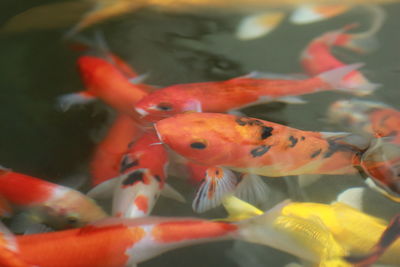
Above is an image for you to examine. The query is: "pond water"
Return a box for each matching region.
[0,1,399,266]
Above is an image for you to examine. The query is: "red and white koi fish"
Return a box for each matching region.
[135,63,370,122]
[0,167,107,229]
[0,208,282,267]
[328,99,400,202]
[300,7,385,95]
[89,131,184,218]
[90,114,143,186]
[154,112,370,210]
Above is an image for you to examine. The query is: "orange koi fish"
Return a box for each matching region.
[300,7,385,95]
[329,99,400,144]
[0,209,277,267]
[346,213,400,266]
[154,113,370,210]
[135,64,372,122]
[89,131,184,218]
[0,167,107,229]
[58,51,151,117]
[90,114,143,186]
[328,99,400,202]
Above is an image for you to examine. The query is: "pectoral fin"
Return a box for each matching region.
[192,167,238,213]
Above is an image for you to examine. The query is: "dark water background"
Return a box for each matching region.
[1,1,400,266]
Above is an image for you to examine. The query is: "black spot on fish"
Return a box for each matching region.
[288,136,298,148]
[301,136,305,141]
[122,170,144,186]
[120,155,139,173]
[155,175,161,182]
[260,126,273,140]
[250,145,271,157]
[323,138,362,158]
[190,142,207,149]
[235,117,248,126]
[310,149,322,158]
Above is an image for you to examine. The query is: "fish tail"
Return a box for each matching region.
[56,91,96,112]
[344,214,400,267]
[318,63,379,96]
[0,222,32,267]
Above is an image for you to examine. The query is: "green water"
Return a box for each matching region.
[0,1,400,266]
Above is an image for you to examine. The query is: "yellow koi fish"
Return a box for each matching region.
[222,196,400,266]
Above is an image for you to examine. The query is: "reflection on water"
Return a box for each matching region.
[0,1,400,266]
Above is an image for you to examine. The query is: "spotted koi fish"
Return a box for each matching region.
[345,213,400,266]
[300,9,385,96]
[135,63,373,122]
[90,114,143,186]
[89,131,184,218]
[328,99,400,203]
[0,206,286,267]
[155,112,371,210]
[0,167,107,229]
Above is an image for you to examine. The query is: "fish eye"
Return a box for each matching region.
[156,103,173,111]
[190,139,208,149]
[66,216,79,225]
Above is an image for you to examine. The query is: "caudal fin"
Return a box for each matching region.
[345,213,400,267]
[0,222,33,267]
[57,91,96,112]
[318,63,380,96]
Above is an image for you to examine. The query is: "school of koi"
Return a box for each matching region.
[1,1,400,267]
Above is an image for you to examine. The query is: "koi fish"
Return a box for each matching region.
[1,0,397,36]
[345,213,400,266]
[236,4,351,40]
[57,45,151,117]
[328,99,400,202]
[0,204,295,267]
[328,99,400,144]
[135,63,374,122]
[300,7,385,96]
[223,196,400,266]
[154,112,370,210]
[90,114,143,186]
[89,131,184,218]
[0,167,107,229]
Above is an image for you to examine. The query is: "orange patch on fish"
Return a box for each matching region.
[152,220,238,243]
[134,195,149,213]
[18,225,146,267]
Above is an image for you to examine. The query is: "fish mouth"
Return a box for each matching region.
[135,107,149,118]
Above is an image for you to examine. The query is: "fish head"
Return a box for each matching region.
[44,188,108,229]
[134,88,201,122]
[154,113,242,166]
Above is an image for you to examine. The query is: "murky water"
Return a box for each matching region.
[1,1,400,266]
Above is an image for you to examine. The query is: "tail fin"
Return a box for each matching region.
[318,63,379,96]
[0,222,32,267]
[345,213,400,267]
[236,11,285,40]
[56,91,96,112]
